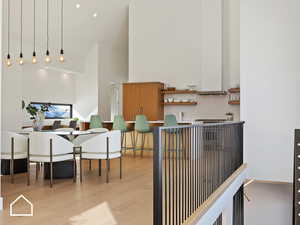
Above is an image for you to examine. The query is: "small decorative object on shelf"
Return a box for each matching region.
[226,112,234,121]
[228,86,240,105]
[25,103,50,131]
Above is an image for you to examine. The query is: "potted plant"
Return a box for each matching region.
[226,112,234,121]
[25,103,50,131]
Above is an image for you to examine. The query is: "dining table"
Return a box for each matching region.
[15,130,107,179]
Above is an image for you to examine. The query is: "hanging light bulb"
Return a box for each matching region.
[32,52,37,64]
[6,0,12,67]
[45,50,51,63]
[59,49,64,62]
[32,0,37,64]
[6,54,12,67]
[59,0,65,63]
[45,0,51,63]
[19,0,24,66]
[19,53,24,65]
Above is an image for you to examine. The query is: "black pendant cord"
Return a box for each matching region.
[33,0,36,55]
[61,0,64,52]
[7,0,10,57]
[46,0,49,55]
[20,0,23,57]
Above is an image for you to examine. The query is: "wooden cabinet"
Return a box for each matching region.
[123,82,164,121]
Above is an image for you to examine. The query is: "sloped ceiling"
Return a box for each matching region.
[2,0,130,73]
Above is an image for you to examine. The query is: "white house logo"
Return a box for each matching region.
[10,195,33,217]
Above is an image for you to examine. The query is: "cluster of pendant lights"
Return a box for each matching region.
[5,0,65,67]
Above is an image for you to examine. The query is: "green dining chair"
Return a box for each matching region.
[164,114,178,127]
[134,115,152,157]
[89,115,103,129]
[113,115,135,153]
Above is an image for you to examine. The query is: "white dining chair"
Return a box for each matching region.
[79,130,122,183]
[55,128,75,132]
[87,128,109,133]
[1,132,28,183]
[22,127,34,132]
[28,132,76,187]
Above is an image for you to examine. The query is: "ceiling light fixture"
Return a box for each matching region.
[32,0,37,64]
[76,3,80,9]
[6,0,12,67]
[45,0,51,63]
[19,0,24,65]
[93,12,98,18]
[59,0,65,62]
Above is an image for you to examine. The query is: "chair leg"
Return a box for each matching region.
[124,133,127,153]
[121,132,124,149]
[130,131,135,151]
[106,159,110,183]
[99,159,102,176]
[80,147,83,183]
[134,133,139,158]
[50,162,53,188]
[10,158,14,184]
[120,156,122,179]
[27,138,30,186]
[141,133,145,158]
[36,162,39,181]
[10,138,14,184]
[27,160,30,186]
[73,148,76,183]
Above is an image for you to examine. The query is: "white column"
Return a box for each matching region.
[222,199,233,225]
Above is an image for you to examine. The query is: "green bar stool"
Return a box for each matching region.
[90,115,103,129]
[164,114,178,127]
[164,114,181,154]
[113,115,135,154]
[134,115,152,158]
[88,115,103,170]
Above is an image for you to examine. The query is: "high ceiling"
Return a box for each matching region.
[2,0,130,73]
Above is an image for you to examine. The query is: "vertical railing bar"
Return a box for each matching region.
[153,127,163,225]
[177,129,182,224]
[168,130,171,225]
[175,128,178,225]
[172,128,175,225]
[164,130,167,225]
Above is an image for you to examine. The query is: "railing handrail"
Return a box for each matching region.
[158,121,245,130]
[182,164,248,225]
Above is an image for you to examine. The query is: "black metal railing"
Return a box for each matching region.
[294,130,300,225]
[153,122,244,225]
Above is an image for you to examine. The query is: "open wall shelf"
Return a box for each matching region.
[162,90,198,94]
[228,100,240,105]
[163,102,198,106]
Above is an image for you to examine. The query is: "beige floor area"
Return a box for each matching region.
[0,153,153,225]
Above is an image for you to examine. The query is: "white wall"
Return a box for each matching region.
[241,0,300,182]
[129,0,222,91]
[98,44,128,121]
[74,44,98,121]
[129,0,240,121]
[2,65,76,131]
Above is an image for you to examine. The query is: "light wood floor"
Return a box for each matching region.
[0,153,153,225]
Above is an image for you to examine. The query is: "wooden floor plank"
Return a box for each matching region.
[0,153,153,225]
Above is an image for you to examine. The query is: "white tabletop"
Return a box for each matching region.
[103,120,194,124]
[18,130,106,136]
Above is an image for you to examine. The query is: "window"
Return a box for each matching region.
[30,102,73,119]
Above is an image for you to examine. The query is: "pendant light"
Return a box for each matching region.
[45,0,51,63]
[32,0,37,64]
[6,0,12,67]
[19,0,24,65]
[59,0,65,62]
